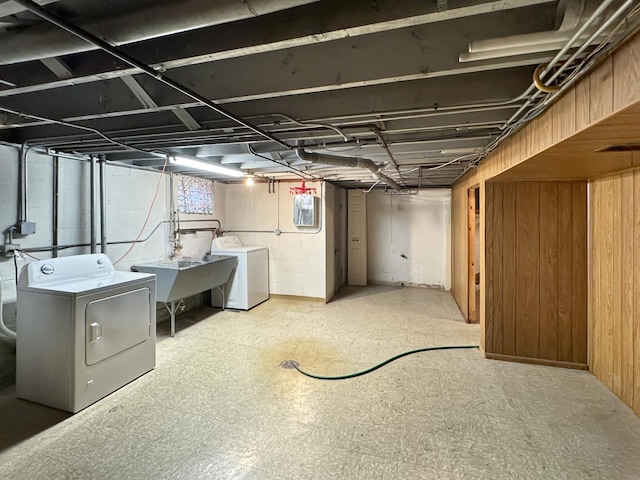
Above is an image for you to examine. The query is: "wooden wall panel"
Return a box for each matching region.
[589,57,614,125]
[493,183,504,353]
[575,76,591,131]
[451,186,469,320]
[502,183,517,356]
[553,91,576,144]
[635,170,640,416]
[620,172,634,407]
[515,182,540,359]
[571,183,588,364]
[558,183,573,361]
[612,176,622,398]
[450,32,640,374]
[590,168,640,415]
[484,181,587,365]
[539,183,558,360]
[613,34,640,111]
[485,184,494,351]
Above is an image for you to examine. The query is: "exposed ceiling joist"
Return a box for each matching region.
[0,0,57,17]
[121,75,202,131]
[40,57,73,79]
[0,0,554,100]
[0,55,556,130]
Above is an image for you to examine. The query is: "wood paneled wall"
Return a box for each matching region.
[451,185,470,319]
[451,31,640,354]
[590,169,640,415]
[484,182,588,366]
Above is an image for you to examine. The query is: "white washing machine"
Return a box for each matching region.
[210,236,269,310]
[17,254,156,413]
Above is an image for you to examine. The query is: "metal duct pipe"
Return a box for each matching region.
[296,148,401,191]
[0,0,320,65]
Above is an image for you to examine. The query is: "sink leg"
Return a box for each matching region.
[171,300,176,337]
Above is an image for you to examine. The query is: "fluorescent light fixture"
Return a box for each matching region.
[170,155,245,178]
[439,148,481,155]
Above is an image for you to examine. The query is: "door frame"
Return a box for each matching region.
[467,186,479,323]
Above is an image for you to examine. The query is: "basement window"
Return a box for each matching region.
[177,174,214,214]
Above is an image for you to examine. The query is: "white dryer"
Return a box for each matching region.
[210,236,269,310]
[17,254,156,413]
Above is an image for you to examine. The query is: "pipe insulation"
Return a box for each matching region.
[0,273,17,345]
[295,148,401,190]
[0,0,321,65]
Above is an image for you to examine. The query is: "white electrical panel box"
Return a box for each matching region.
[293,194,317,227]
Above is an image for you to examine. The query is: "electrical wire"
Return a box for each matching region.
[0,106,166,159]
[17,250,40,261]
[113,155,169,265]
[286,345,479,380]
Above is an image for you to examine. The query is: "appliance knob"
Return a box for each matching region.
[40,264,55,275]
[97,258,104,265]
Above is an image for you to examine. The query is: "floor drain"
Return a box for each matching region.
[279,360,300,369]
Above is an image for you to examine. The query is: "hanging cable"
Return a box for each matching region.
[0,106,167,159]
[113,155,169,265]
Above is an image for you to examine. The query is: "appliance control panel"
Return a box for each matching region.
[212,236,243,250]
[19,254,115,286]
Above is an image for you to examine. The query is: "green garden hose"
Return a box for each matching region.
[280,345,479,380]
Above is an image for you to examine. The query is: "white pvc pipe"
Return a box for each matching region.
[0,273,17,344]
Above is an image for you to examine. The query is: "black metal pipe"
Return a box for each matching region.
[13,0,293,151]
[21,219,223,253]
[52,155,59,257]
[90,155,97,253]
[99,154,107,253]
[17,143,31,224]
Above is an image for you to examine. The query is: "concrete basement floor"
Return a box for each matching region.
[1,285,640,479]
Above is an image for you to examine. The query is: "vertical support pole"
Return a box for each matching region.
[99,154,107,253]
[90,155,97,254]
[52,155,59,258]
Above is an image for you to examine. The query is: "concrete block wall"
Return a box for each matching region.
[224,181,327,299]
[0,145,224,389]
[367,189,451,289]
